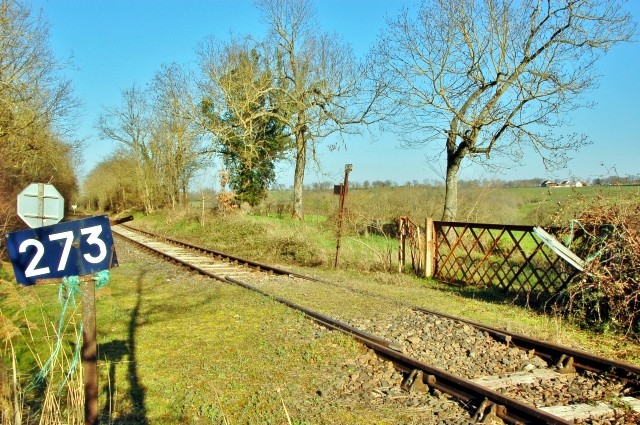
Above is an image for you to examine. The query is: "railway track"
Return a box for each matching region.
[112,223,640,424]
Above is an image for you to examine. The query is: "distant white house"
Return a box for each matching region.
[541,180,588,188]
[562,180,588,187]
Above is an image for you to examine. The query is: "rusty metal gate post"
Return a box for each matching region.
[398,217,406,273]
[334,164,352,268]
[81,277,98,425]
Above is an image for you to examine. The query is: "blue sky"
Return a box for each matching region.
[31,0,640,187]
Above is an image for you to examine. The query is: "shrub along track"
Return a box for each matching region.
[112,223,640,424]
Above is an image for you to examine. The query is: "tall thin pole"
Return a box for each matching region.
[81,277,98,425]
[201,192,205,227]
[334,164,352,268]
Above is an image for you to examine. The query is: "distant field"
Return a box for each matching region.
[260,184,640,226]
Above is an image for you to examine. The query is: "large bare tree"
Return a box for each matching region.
[257,0,379,219]
[371,0,635,220]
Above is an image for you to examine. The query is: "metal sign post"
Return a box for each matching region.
[334,164,352,268]
[82,277,99,425]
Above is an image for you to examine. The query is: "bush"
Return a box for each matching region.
[554,196,640,334]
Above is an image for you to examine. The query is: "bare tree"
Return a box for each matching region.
[371,0,635,220]
[0,1,75,142]
[96,85,158,212]
[96,66,210,212]
[0,1,79,234]
[148,63,210,208]
[256,0,379,220]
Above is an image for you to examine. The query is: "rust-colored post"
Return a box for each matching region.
[416,225,423,274]
[397,218,402,273]
[334,164,352,268]
[201,192,205,227]
[422,218,428,277]
[425,218,435,278]
[398,217,405,273]
[81,277,98,425]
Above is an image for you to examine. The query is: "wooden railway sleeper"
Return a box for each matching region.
[556,354,576,374]
[472,398,507,424]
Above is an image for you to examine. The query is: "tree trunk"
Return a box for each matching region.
[292,132,306,220]
[442,151,464,221]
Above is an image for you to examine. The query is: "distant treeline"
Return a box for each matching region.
[279,175,640,191]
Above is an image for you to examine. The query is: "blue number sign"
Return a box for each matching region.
[5,215,118,285]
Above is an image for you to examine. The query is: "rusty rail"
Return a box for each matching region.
[118,223,321,282]
[413,306,640,384]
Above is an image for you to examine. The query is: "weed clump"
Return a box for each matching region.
[554,196,640,335]
[1,266,85,424]
[273,235,326,267]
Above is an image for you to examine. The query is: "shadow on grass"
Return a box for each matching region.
[100,270,149,424]
[429,280,554,311]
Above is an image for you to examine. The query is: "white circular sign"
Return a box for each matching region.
[17,183,65,228]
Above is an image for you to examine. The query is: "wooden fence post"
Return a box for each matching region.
[398,217,405,273]
[416,225,423,274]
[424,218,435,278]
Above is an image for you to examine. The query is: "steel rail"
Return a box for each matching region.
[118,223,320,281]
[413,307,640,382]
[113,225,572,424]
[222,281,572,424]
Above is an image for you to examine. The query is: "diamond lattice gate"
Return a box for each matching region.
[432,221,583,298]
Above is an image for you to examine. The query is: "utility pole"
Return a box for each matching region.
[334,164,352,268]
